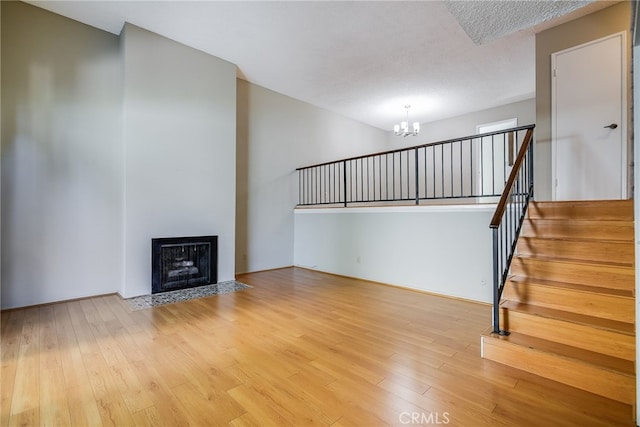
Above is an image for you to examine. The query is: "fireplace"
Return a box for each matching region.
[151,236,218,294]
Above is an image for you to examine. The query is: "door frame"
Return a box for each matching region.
[551,31,627,201]
[475,118,518,197]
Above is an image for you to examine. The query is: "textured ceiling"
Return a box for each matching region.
[26,1,613,131]
[446,0,595,44]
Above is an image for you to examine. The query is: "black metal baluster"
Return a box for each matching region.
[393,153,396,200]
[399,152,403,200]
[321,165,325,203]
[441,145,444,198]
[459,140,463,197]
[450,142,453,197]
[503,134,507,192]
[298,169,302,205]
[491,135,496,195]
[378,155,382,202]
[372,156,376,202]
[407,150,411,201]
[423,147,427,199]
[367,157,371,202]
[469,139,474,197]
[492,227,500,333]
[386,154,390,201]
[431,146,435,199]
[414,148,419,205]
[360,158,364,202]
[332,163,335,204]
[342,160,347,207]
[480,138,484,196]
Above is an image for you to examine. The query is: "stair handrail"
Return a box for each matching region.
[296,125,536,207]
[489,126,535,335]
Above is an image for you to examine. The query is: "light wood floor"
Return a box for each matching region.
[1,267,634,426]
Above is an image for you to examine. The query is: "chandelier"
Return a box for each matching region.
[393,105,420,137]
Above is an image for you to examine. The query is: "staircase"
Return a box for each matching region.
[481,200,636,406]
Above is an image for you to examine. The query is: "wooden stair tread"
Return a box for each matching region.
[510,256,634,291]
[516,237,634,266]
[486,331,635,376]
[500,301,635,335]
[521,218,634,241]
[507,275,634,298]
[528,200,633,221]
[519,235,634,245]
[514,253,633,269]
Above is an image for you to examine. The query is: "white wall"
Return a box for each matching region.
[294,206,495,303]
[236,80,388,274]
[1,2,123,308]
[122,24,236,298]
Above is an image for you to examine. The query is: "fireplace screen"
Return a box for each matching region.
[152,236,218,294]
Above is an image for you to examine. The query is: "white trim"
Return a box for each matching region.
[475,118,518,134]
[551,31,628,201]
[475,118,518,197]
[295,204,498,214]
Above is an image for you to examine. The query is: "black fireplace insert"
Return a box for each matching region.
[151,236,218,294]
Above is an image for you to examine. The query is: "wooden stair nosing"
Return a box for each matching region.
[498,306,635,361]
[510,256,634,290]
[484,331,634,376]
[503,278,634,324]
[520,218,634,241]
[513,253,633,268]
[481,332,635,405]
[527,200,633,221]
[516,237,634,266]
[506,275,634,298]
[499,300,634,336]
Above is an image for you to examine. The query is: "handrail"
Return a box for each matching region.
[490,128,534,228]
[296,125,537,171]
[489,126,535,335]
[296,124,536,207]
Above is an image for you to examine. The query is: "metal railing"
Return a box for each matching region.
[489,126,535,335]
[296,125,536,207]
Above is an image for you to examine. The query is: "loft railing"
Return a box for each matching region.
[296,125,536,207]
[489,126,535,335]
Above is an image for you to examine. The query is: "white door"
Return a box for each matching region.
[552,32,626,200]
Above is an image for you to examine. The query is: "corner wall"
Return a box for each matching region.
[236,80,388,274]
[1,2,123,308]
[536,1,632,200]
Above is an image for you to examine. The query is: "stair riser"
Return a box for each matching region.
[528,200,633,221]
[516,238,634,266]
[482,336,635,405]
[510,258,634,291]
[498,308,635,361]
[521,219,634,241]
[503,282,634,323]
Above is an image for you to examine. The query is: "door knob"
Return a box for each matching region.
[604,123,618,129]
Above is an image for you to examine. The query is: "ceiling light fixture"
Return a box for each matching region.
[393,105,420,137]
